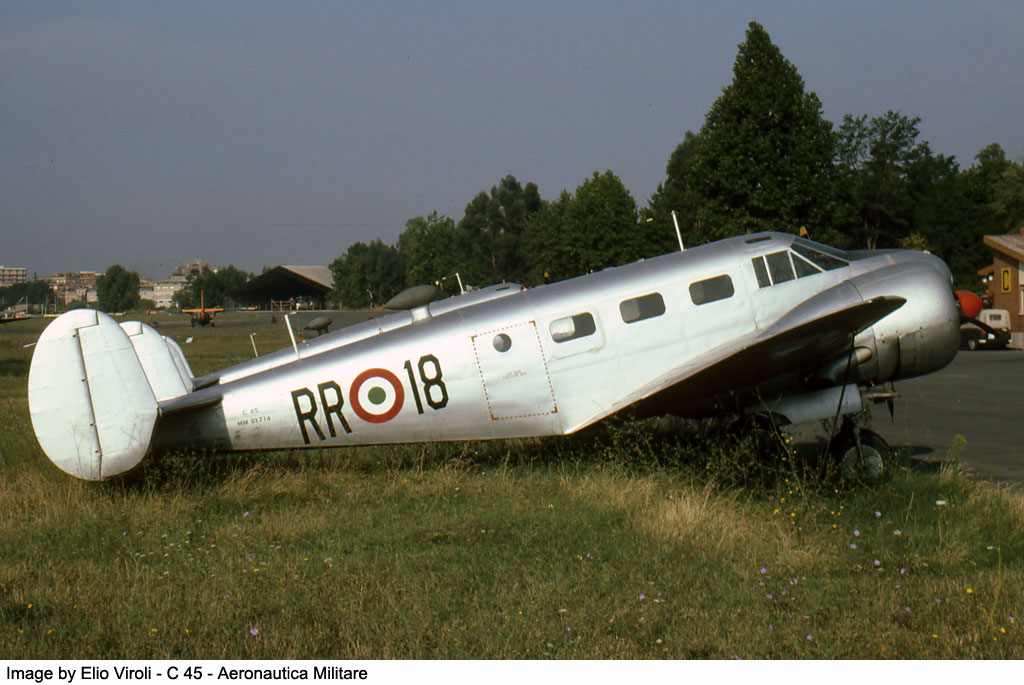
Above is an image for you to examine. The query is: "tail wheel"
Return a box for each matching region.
[834,427,891,482]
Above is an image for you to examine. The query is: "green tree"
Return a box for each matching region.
[457,175,542,285]
[397,212,464,294]
[835,111,931,249]
[963,143,1012,213]
[330,239,403,309]
[96,264,141,313]
[173,265,251,309]
[991,163,1024,233]
[0,280,56,310]
[525,171,642,281]
[962,143,1024,238]
[524,190,573,283]
[684,22,838,242]
[905,151,981,288]
[644,130,703,251]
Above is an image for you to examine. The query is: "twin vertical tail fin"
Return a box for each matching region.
[28,310,193,481]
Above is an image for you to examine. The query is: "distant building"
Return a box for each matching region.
[139,275,188,309]
[46,271,100,305]
[49,271,99,290]
[983,230,1024,348]
[174,261,211,277]
[0,265,27,285]
[232,266,333,310]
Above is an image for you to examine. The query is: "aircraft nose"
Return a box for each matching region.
[893,253,959,380]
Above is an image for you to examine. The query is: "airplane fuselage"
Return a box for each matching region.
[153,232,959,455]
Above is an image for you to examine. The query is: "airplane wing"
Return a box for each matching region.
[568,295,905,430]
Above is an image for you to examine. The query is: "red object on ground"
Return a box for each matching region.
[955,290,983,319]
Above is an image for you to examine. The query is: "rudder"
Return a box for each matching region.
[28,310,159,480]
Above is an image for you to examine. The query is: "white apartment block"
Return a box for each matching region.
[139,276,188,309]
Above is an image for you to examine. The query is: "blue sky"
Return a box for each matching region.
[3,1,1022,278]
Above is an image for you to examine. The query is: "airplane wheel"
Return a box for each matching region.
[833,428,891,482]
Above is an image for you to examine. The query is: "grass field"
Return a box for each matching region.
[1,312,1022,659]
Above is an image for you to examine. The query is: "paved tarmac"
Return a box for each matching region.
[863,349,1024,485]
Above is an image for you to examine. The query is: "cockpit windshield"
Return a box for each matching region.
[752,242,850,289]
[790,240,849,270]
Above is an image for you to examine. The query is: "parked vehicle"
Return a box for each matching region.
[960,308,1010,350]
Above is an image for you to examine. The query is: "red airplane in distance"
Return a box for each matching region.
[181,291,223,327]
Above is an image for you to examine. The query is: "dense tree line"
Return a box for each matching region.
[331,22,1024,307]
[0,279,57,311]
[172,265,251,309]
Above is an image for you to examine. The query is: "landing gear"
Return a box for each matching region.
[828,417,892,482]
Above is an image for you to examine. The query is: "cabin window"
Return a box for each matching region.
[791,243,847,271]
[766,251,795,284]
[689,275,734,305]
[791,251,822,278]
[620,293,665,323]
[550,313,597,343]
[752,256,771,288]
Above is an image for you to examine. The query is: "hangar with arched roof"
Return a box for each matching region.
[232,266,333,310]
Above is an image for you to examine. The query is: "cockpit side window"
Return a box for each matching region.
[550,313,597,343]
[752,256,770,288]
[765,251,795,284]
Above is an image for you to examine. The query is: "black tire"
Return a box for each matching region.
[833,428,891,482]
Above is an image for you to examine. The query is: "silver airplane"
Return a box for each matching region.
[27,232,960,482]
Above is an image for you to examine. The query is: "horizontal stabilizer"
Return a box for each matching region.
[28,310,159,480]
[120,321,193,401]
[163,335,196,387]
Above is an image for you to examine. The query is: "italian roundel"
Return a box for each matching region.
[349,368,405,423]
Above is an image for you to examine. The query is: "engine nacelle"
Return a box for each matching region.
[851,252,960,385]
